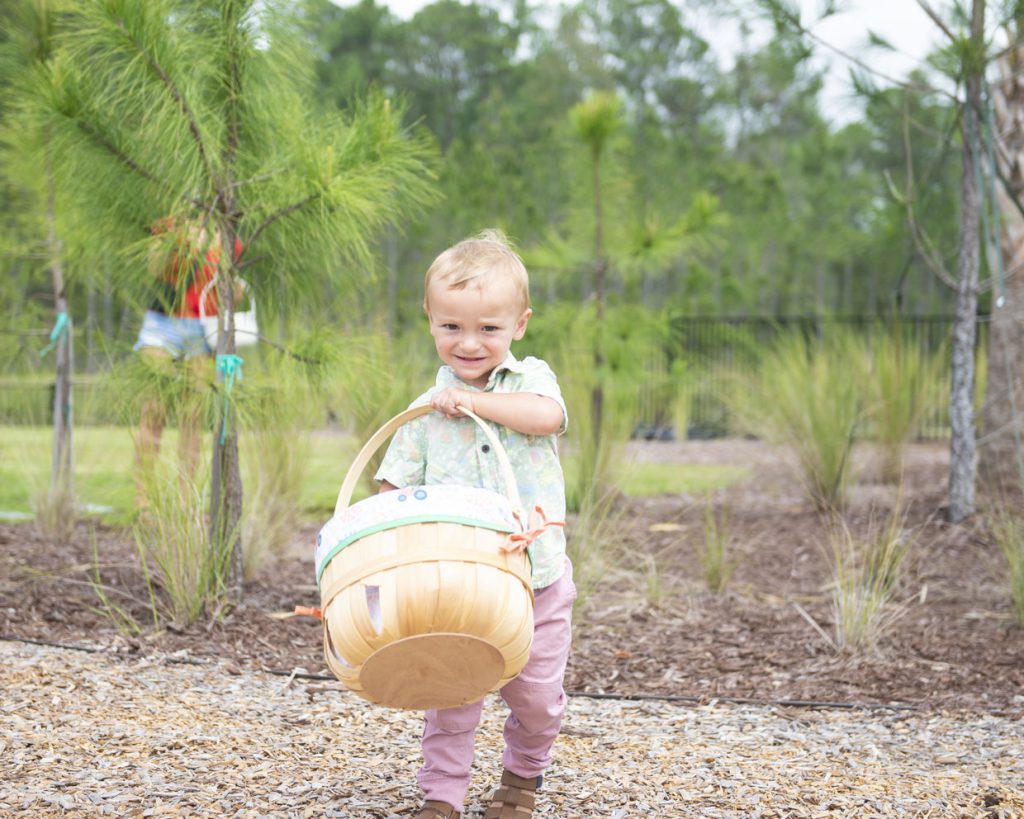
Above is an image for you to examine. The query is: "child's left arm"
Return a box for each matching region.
[431,387,563,436]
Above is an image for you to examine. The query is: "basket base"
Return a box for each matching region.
[360,632,505,710]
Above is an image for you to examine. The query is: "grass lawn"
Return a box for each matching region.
[0,426,749,524]
[617,460,748,497]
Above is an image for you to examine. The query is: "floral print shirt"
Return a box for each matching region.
[375,352,568,589]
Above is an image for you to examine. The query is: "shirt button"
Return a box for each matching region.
[481,444,491,453]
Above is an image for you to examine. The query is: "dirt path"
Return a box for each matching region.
[2,640,1022,818]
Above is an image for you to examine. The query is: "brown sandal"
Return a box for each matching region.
[484,769,542,818]
[415,800,460,819]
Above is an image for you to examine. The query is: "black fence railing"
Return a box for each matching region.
[4,315,988,441]
[631,315,986,441]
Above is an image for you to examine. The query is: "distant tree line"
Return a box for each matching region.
[0,0,970,365]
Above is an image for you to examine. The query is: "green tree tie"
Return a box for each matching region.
[216,354,244,445]
[39,312,68,359]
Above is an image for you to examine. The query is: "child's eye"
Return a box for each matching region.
[442,323,459,331]
[482,325,500,333]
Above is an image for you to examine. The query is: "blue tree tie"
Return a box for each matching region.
[39,312,69,359]
[216,354,244,445]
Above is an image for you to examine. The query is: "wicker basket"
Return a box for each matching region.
[315,404,534,710]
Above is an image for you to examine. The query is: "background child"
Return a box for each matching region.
[376,229,576,819]
[132,216,245,496]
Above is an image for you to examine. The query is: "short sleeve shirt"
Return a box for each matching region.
[375,352,568,590]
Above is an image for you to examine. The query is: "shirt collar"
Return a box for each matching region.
[438,351,525,391]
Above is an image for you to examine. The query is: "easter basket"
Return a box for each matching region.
[313,404,536,710]
[198,276,259,348]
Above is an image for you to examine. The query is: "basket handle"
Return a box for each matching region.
[333,404,525,523]
[198,275,253,320]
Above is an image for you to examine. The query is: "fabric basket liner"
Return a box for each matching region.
[315,483,518,584]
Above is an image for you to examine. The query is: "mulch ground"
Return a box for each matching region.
[3,640,1023,817]
[3,438,1024,816]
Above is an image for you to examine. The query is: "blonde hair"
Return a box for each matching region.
[424,229,530,311]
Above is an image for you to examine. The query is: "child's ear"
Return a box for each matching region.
[512,308,532,340]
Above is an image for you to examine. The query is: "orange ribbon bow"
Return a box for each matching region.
[504,505,566,553]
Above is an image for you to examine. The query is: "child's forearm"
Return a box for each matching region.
[470,391,563,435]
[434,388,563,436]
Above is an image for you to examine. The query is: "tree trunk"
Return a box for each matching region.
[386,228,398,339]
[979,21,1024,490]
[210,16,246,601]
[591,148,606,446]
[209,214,245,602]
[947,0,986,522]
[85,281,96,373]
[103,265,113,343]
[46,160,73,499]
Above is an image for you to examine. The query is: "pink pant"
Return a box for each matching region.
[417,557,576,809]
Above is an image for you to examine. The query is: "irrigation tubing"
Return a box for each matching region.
[1,633,923,713]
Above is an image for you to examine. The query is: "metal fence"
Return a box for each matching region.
[4,315,987,440]
[632,315,985,441]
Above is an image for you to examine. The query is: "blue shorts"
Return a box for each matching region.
[134,310,211,359]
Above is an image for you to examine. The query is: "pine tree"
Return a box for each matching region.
[2,1,74,536]
[25,0,436,594]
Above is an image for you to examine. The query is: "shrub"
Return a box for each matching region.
[567,486,626,613]
[236,355,320,580]
[698,496,737,593]
[240,427,308,581]
[531,305,654,603]
[328,331,434,497]
[32,481,76,541]
[731,328,866,512]
[827,505,914,652]
[989,506,1024,625]
[133,469,235,627]
[868,328,945,483]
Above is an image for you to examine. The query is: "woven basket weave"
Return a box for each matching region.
[315,404,534,710]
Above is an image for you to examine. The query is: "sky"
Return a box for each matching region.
[332,0,944,124]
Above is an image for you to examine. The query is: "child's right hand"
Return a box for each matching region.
[430,387,474,418]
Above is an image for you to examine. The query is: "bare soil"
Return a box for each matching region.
[2,439,1022,716]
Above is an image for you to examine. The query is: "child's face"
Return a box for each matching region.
[425,278,531,388]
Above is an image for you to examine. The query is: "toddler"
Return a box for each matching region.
[376,229,575,819]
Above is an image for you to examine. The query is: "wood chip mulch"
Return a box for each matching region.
[2,640,1022,818]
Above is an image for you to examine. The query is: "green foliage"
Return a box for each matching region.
[867,327,946,482]
[731,328,866,511]
[105,352,217,433]
[298,0,399,108]
[8,0,438,604]
[326,330,435,496]
[89,531,151,637]
[554,344,635,512]
[2,0,966,370]
[236,353,322,580]
[698,496,738,594]
[32,479,75,541]
[0,425,134,520]
[826,505,914,653]
[638,543,677,610]
[11,0,439,360]
[566,483,625,615]
[533,304,654,511]
[615,462,749,497]
[240,424,308,581]
[668,357,700,440]
[989,506,1024,625]
[133,468,235,627]
[0,423,742,524]
[570,90,622,160]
